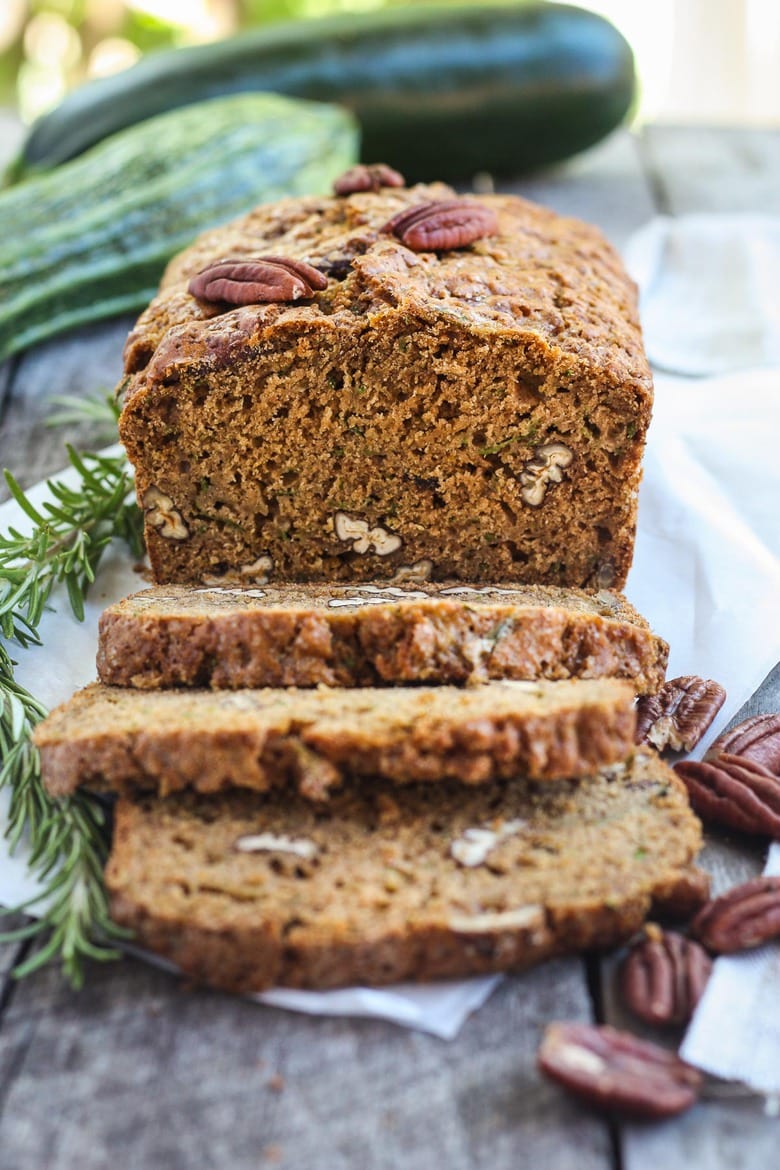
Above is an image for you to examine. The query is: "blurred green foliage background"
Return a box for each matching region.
[0,0,506,122]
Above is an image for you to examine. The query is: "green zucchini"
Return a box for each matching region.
[9,3,635,185]
[0,94,357,362]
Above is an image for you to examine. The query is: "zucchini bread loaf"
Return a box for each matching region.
[105,751,707,993]
[97,581,668,692]
[118,176,652,588]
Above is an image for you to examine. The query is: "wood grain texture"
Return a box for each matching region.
[0,318,133,498]
[0,123,778,1170]
[0,956,610,1170]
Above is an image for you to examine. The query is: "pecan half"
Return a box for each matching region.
[333,163,405,195]
[519,443,573,506]
[142,486,189,541]
[333,511,402,556]
[674,752,780,838]
[381,199,498,251]
[707,712,780,775]
[188,256,328,305]
[537,1022,702,1119]
[691,877,780,953]
[635,675,726,751]
[620,927,712,1026]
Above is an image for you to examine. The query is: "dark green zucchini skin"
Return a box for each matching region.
[11,3,635,184]
[0,95,357,362]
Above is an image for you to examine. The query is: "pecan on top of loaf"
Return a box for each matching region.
[332,162,405,195]
[188,256,328,306]
[118,182,652,588]
[381,199,498,251]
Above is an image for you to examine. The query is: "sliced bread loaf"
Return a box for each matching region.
[97,582,668,693]
[105,750,707,993]
[35,678,636,800]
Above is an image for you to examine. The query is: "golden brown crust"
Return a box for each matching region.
[34,678,636,799]
[123,185,646,380]
[117,185,652,589]
[96,582,668,693]
[105,751,706,993]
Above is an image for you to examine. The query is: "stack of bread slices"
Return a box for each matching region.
[34,582,708,993]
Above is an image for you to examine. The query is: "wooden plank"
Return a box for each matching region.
[0,912,36,1128]
[0,956,611,1170]
[0,318,133,499]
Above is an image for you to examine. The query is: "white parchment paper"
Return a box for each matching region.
[1,215,779,1039]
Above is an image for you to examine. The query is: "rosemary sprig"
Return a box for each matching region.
[0,445,143,632]
[0,440,143,986]
[45,391,120,432]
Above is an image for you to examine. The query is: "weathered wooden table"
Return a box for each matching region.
[0,124,778,1170]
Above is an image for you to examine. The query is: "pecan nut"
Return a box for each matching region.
[519,443,573,506]
[537,1021,702,1119]
[333,511,402,556]
[188,256,328,305]
[691,876,780,953]
[620,927,712,1026]
[635,675,726,751]
[674,752,780,838]
[142,486,189,541]
[381,199,498,251]
[707,712,780,775]
[333,163,405,195]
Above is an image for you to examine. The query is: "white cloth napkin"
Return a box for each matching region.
[1,214,779,1039]
[624,214,780,375]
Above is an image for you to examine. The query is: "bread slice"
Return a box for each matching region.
[35,678,636,800]
[105,750,707,993]
[97,582,667,693]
